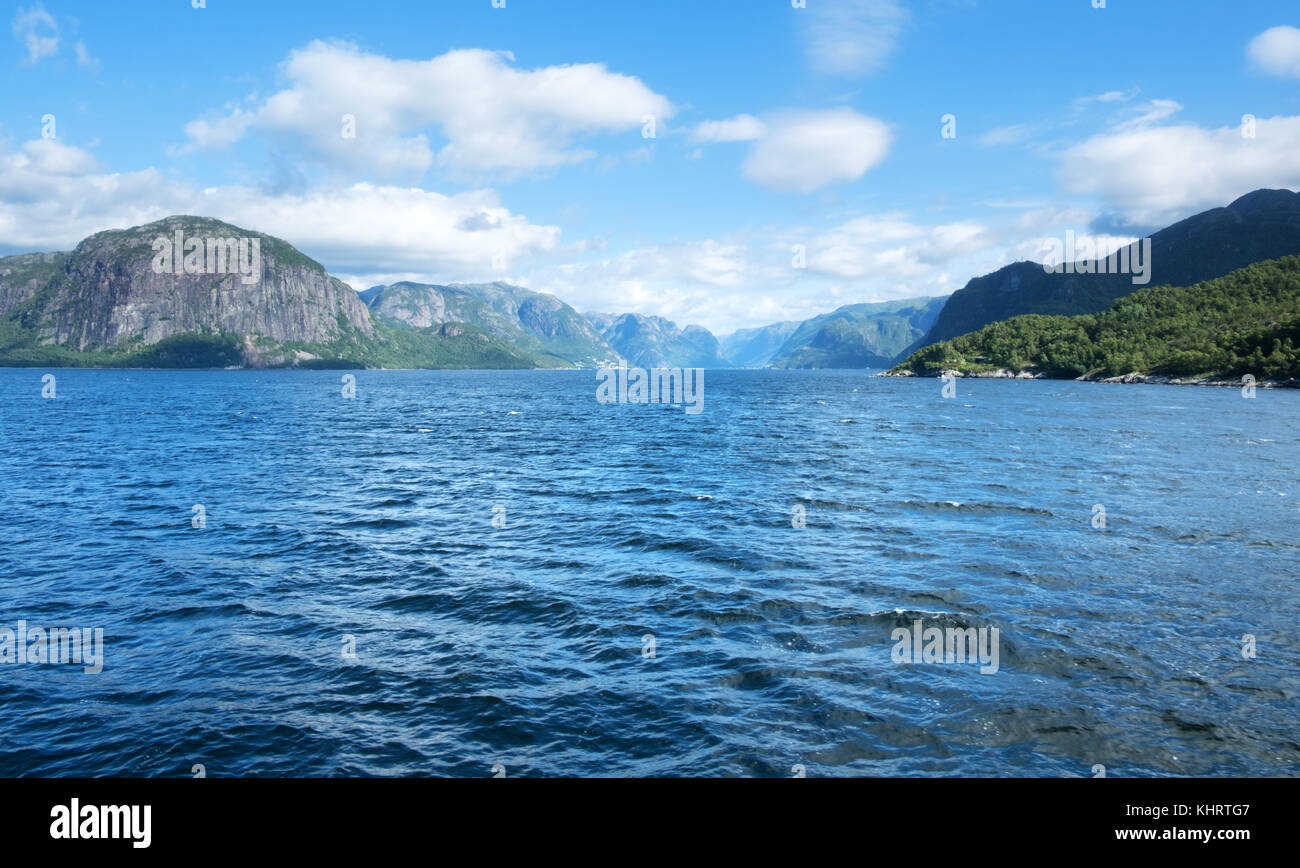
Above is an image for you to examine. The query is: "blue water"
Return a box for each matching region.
[1,368,1297,777]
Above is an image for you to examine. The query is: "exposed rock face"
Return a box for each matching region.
[0,218,608,369]
[362,281,615,366]
[0,252,66,316]
[585,312,728,368]
[360,283,451,329]
[878,367,1300,387]
[1090,373,1298,387]
[19,216,372,352]
[973,369,1045,379]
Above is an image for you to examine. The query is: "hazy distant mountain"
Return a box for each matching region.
[745,297,950,368]
[362,281,616,367]
[586,312,729,368]
[925,188,1300,345]
[720,320,801,367]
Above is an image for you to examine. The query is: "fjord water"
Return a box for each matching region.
[1,368,1297,778]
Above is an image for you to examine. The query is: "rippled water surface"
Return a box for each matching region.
[1,369,1297,777]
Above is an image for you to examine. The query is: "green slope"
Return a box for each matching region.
[363,281,613,367]
[768,296,949,368]
[0,315,546,369]
[923,189,1300,345]
[891,256,1300,381]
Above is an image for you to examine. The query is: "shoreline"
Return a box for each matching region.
[878,368,1300,388]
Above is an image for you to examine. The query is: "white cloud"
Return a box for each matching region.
[1006,231,1140,269]
[183,41,675,180]
[980,124,1034,147]
[802,0,908,77]
[0,139,562,282]
[0,146,174,249]
[1074,89,1135,107]
[12,5,58,65]
[7,137,100,176]
[524,210,1012,334]
[0,133,1147,338]
[183,107,255,150]
[526,241,797,333]
[74,40,96,69]
[1248,25,1300,78]
[1112,98,1183,131]
[690,114,764,143]
[0,135,1004,335]
[217,184,563,280]
[1058,111,1300,225]
[740,109,891,193]
[805,214,992,280]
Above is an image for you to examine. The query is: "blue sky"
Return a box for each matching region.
[3,0,1300,334]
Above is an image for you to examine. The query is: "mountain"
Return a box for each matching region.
[586,312,729,368]
[762,296,949,368]
[0,216,547,369]
[925,188,1300,345]
[361,281,615,367]
[0,252,67,316]
[720,320,801,367]
[890,256,1300,382]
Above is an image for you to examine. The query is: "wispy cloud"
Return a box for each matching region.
[801,0,908,77]
[1074,89,1136,107]
[11,4,58,65]
[690,114,764,143]
[74,39,96,69]
[1112,98,1183,131]
[979,124,1034,147]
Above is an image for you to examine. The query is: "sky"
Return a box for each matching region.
[3,0,1300,335]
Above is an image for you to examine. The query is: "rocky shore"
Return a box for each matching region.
[878,368,1300,388]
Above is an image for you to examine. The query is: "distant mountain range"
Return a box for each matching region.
[585,312,728,368]
[719,320,801,367]
[726,297,948,369]
[361,281,616,368]
[3,189,1298,369]
[0,218,728,369]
